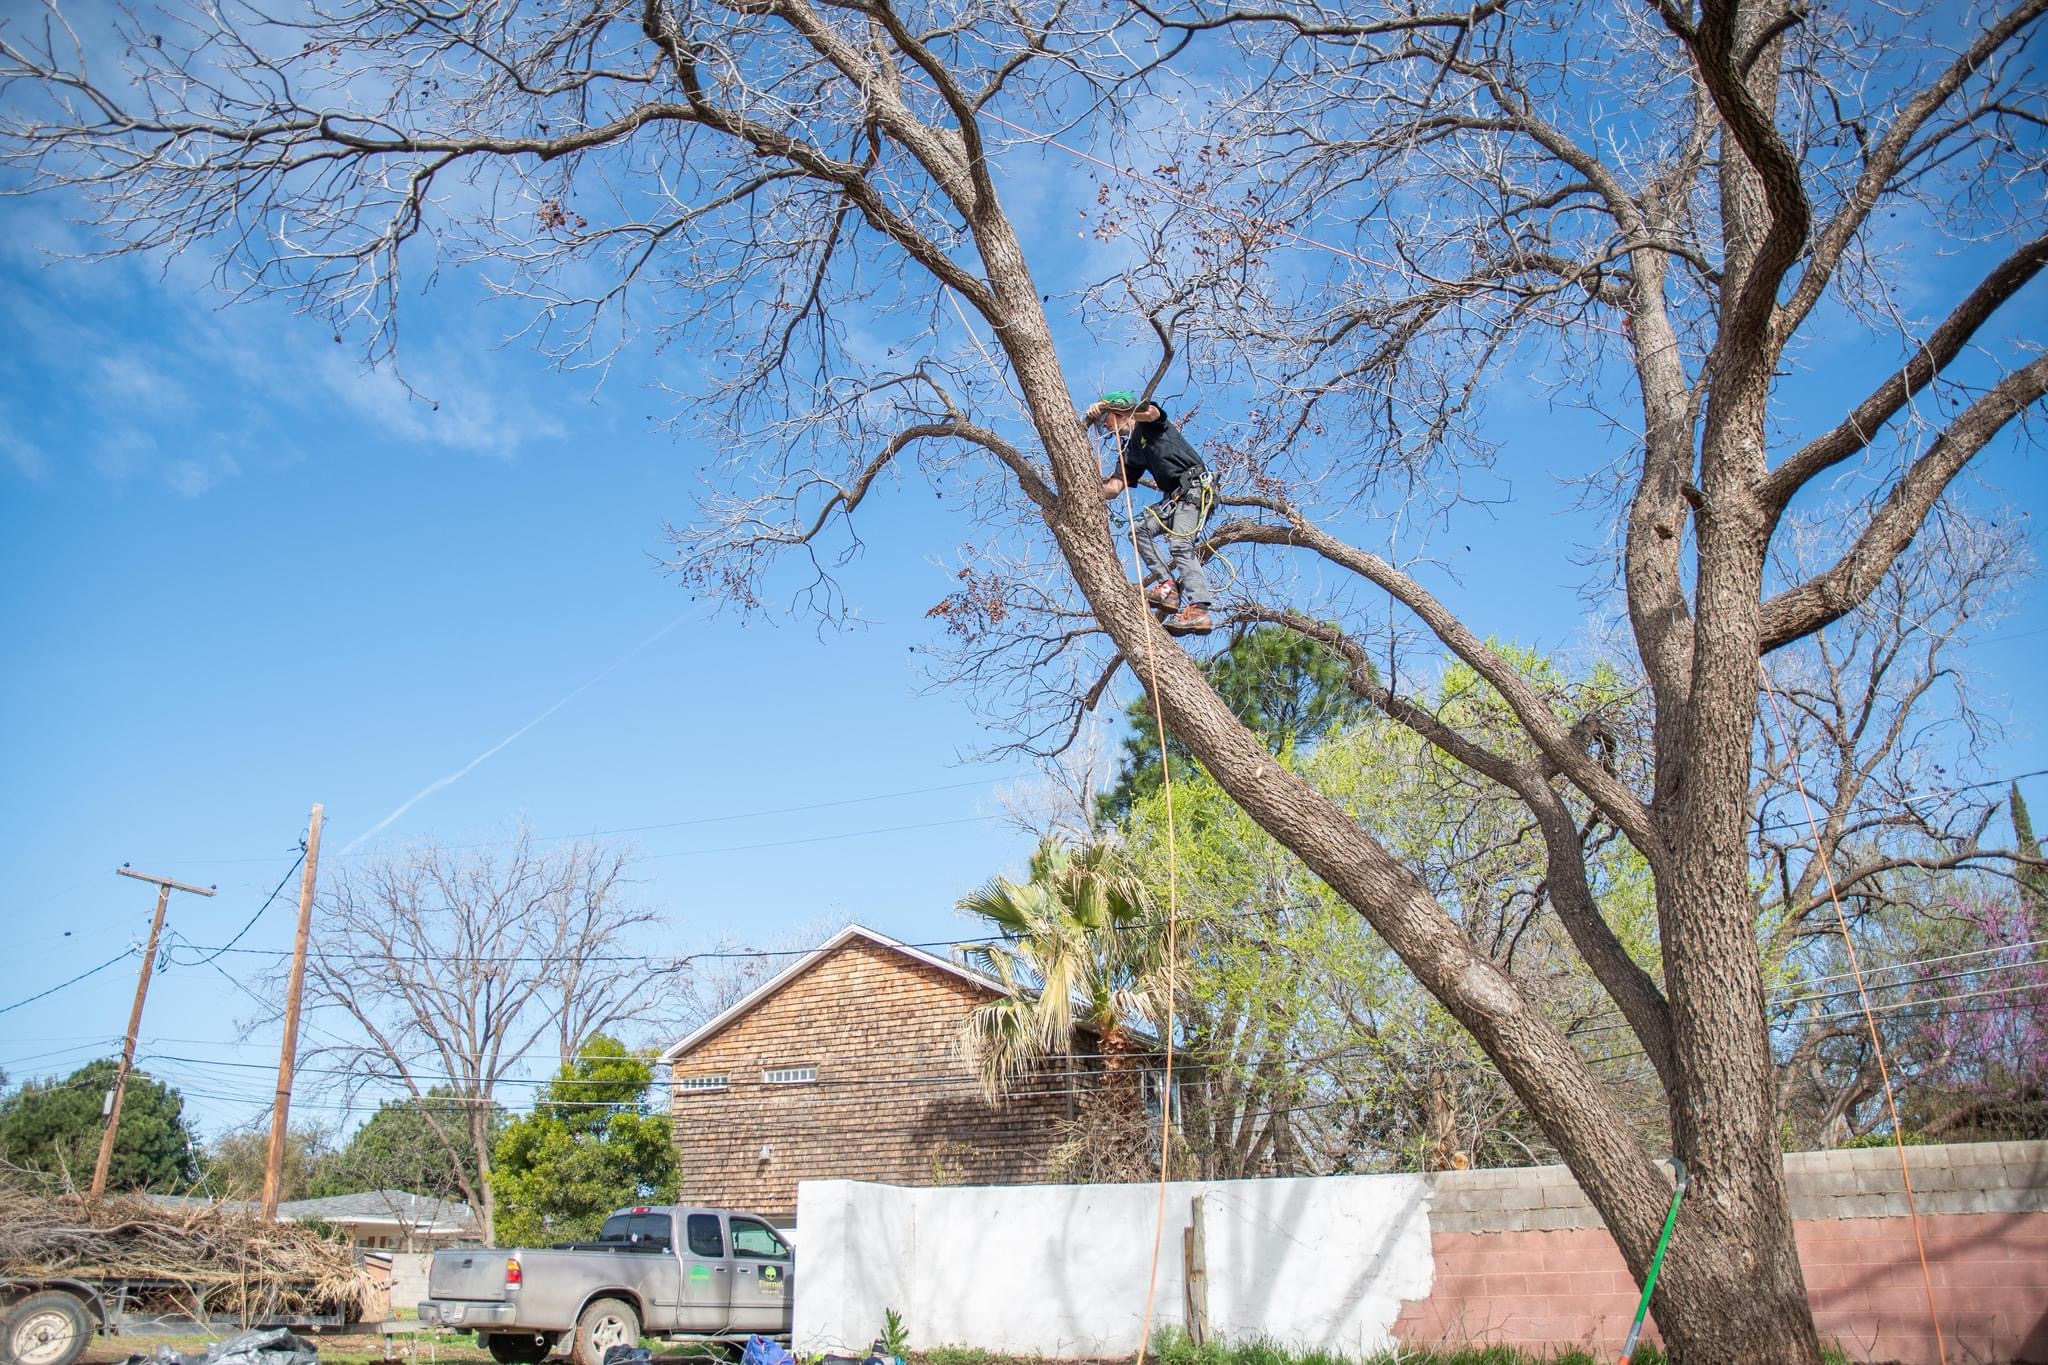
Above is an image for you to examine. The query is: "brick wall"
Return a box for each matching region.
[669,936,1078,1219]
[1394,1140,2048,1364]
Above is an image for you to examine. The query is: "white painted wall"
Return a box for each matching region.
[792,1174,1433,1358]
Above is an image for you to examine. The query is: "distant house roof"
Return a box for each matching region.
[146,1190,476,1232]
[661,923,1011,1064]
[148,1194,255,1212]
[279,1191,477,1232]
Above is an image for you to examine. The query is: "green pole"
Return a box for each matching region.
[1618,1158,1689,1365]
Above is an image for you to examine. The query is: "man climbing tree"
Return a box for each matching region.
[1087,391,1217,636]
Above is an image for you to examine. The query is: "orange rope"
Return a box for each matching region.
[1757,667,1947,1365]
[1104,419,1183,1365]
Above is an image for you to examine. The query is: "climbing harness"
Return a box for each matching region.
[1141,475,1218,540]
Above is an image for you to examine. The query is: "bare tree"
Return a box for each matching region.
[1755,509,2031,951]
[671,914,854,1031]
[1758,509,2036,1144]
[4,0,2043,1356]
[302,832,675,1241]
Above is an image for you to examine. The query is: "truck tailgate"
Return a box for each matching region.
[427,1249,507,1302]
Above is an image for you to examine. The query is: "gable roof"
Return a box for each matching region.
[660,923,1008,1064]
[278,1191,477,1231]
[144,1190,476,1231]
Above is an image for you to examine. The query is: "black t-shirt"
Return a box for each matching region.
[1112,408,1205,498]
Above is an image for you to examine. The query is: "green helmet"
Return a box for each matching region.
[1097,389,1138,411]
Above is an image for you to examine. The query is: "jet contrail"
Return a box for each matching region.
[337,610,699,857]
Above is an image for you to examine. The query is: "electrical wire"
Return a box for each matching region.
[178,848,307,966]
[125,775,1028,868]
[0,948,137,1016]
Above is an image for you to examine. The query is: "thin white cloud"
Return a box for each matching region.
[97,353,193,413]
[162,451,241,497]
[337,610,700,856]
[89,428,156,485]
[315,351,560,459]
[0,419,51,483]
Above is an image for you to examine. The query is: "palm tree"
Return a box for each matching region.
[955,839,1167,1107]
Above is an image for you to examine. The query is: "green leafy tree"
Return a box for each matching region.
[1099,626,1367,820]
[200,1125,333,1202]
[0,1061,198,1192]
[311,1091,499,1201]
[492,1036,678,1247]
[1125,649,1663,1177]
[2014,784,2047,938]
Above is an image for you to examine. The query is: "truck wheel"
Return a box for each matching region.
[485,1333,554,1365]
[6,1291,91,1365]
[570,1298,639,1365]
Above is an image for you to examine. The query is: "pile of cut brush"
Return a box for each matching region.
[0,1192,379,1323]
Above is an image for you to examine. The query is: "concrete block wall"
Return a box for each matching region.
[1396,1141,2048,1365]
[387,1252,433,1312]
[1420,1140,2048,1235]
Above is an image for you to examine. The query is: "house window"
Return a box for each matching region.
[677,1074,729,1093]
[762,1066,817,1085]
[1141,1069,1182,1122]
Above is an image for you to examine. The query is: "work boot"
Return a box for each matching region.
[1163,604,1214,636]
[1144,578,1181,611]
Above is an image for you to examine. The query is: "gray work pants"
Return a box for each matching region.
[1136,485,1214,605]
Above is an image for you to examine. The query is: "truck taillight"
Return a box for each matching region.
[505,1258,522,1288]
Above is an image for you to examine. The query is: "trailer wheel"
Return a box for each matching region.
[5,1291,91,1365]
[485,1333,553,1365]
[569,1298,639,1365]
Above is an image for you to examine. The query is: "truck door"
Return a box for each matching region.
[624,1212,683,1328]
[725,1216,794,1334]
[676,1211,733,1334]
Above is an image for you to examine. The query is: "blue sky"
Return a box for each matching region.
[2,74,2044,1146]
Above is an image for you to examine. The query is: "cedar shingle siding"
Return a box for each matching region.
[667,931,1073,1220]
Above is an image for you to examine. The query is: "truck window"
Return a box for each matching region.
[599,1214,634,1242]
[630,1213,673,1249]
[729,1218,790,1259]
[686,1212,725,1258]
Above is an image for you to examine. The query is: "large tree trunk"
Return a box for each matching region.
[968,188,1823,1361]
[471,1101,498,1247]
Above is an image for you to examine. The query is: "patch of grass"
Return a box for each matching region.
[917,1350,1016,1365]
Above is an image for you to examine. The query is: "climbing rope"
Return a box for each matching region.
[1105,420,1184,1365]
[1758,667,1947,1365]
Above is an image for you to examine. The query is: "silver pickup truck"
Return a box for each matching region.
[417,1206,794,1365]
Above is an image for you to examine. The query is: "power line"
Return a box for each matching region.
[179,848,307,966]
[129,775,1028,867]
[0,948,137,1016]
[1750,766,2048,840]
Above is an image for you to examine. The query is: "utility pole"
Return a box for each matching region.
[93,866,216,1200]
[262,805,323,1219]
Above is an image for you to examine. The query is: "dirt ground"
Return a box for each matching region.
[78,1332,753,1365]
[79,1330,491,1365]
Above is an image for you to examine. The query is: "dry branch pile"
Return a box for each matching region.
[0,1193,379,1323]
